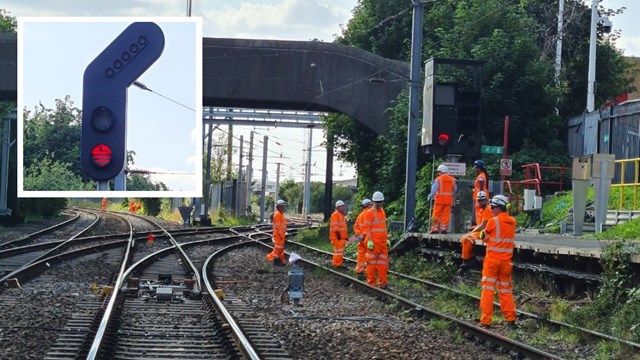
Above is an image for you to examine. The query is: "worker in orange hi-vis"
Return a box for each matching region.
[101,197,108,212]
[329,200,348,268]
[135,202,142,214]
[266,199,288,266]
[129,201,136,214]
[428,164,457,234]
[362,191,390,290]
[479,195,518,328]
[457,191,490,276]
[472,160,490,227]
[350,198,372,277]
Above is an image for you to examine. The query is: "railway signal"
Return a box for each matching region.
[81,22,165,181]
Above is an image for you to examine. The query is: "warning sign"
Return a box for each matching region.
[500,159,512,176]
[441,162,466,176]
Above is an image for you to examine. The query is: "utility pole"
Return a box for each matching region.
[246,131,254,215]
[237,135,244,217]
[554,0,564,114]
[274,162,281,212]
[260,136,268,223]
[226,125,233,179]
[404,0,424,230]
[203,124,213,224]
[303,127,313,217]
[587,0,599,112]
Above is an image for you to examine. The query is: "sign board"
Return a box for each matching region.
[481,145,503,155]
[500,159,512,176]
[441,162,466,176]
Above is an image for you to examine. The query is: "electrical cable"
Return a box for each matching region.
[132,81,195,112]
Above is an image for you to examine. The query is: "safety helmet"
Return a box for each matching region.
[335,200,345,208]
[476,191,488,200]
[490,195,509,208]
[474,160,485,169]
[361,198,372,207]
[372,191,384,202]
[437,164,448,173]
[276,199,286,206]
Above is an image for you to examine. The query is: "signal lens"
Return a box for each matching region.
[91,107,114,132]
[91,144,112,167]
[437,133,449,146]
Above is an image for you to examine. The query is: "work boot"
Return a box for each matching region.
[273,258,284,267]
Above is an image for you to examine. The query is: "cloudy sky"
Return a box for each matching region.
[4,0,639,195]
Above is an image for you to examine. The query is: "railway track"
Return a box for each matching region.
[270,229,640,359]
[2,210,636,359]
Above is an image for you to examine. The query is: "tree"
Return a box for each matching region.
[23,154,93,191]
[0,9,16,32]
[23,96,84,180]
[279,179,303,213]
[329,0,633,212]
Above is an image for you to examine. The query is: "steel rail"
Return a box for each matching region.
[202,243,262,360]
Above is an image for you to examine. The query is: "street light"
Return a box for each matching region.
[586,0,612,112]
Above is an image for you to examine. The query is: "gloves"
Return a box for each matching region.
[386,239,391,248]
[427,194,432,201]
[479,230,486,240]
[367,239,374,250]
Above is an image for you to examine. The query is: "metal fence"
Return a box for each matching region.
[567,100,640,184]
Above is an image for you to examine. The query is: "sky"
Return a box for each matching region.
[4,0,640,195]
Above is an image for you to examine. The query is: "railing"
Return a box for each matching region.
[503,163,570,212]
[612,158,640,209]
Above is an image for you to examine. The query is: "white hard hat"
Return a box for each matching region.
[437,164,448,173]
[335,200,345,208]
[361,198,372,207]
[476,191,487,200]
[289,252,301,263]
[490,195,509,207]
[372,191,384,202]
[276,199,286,206]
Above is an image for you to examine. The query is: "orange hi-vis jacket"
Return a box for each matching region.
[363,207,388,243]
[272,210,287,243]
[473,173,489,200]
[435,174,456,205]
[330,210,348,241]
[482,212,516,261]
[354,208,370,238]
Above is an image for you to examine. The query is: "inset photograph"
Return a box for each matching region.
[18,17,202,197]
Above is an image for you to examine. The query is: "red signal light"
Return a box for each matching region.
[437,133,450,146]
[91,144,112,167]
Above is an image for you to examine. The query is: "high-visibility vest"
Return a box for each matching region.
[330,210,348,241]
[435,174,456,205]
[474,173,490,200]
[484,212,516,261]
[272,210,287,243]
[363,207,388,243]
[354,208,370,237]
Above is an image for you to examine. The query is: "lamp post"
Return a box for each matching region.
[586,0,612,112]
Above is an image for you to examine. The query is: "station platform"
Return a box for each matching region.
[392,231,640,264]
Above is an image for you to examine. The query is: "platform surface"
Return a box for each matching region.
[400,231,640,262]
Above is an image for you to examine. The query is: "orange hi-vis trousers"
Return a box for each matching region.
[365,240,389,287]
[266,239,285,262]
[355,240,367,273]
[480,256,517,325]
[331,238,346,267]
[431,204,451,233]
[460,231,481,260]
